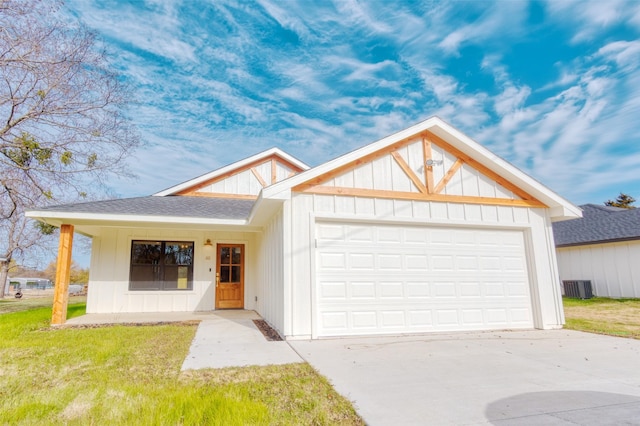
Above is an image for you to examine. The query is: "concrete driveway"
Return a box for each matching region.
[290,330,640,425]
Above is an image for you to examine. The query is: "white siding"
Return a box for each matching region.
[86,228,258,313]
[288,193,564,339]
[196,159,299,196]
[275,162,296,182]
[207,168,263,196]
[557,241,640,298]
[256,208,286,334]
[320,140,520,200]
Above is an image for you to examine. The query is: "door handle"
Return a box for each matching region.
[216,272,220,287]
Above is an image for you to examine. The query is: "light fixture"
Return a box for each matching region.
[204,239,212,247]
[425,159,443,167]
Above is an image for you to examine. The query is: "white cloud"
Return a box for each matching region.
[538,69,579,92]
[597,40,640,69]
[329,57,401,84]
[255,0,312,40]
[437,2,528,55]
[419,71,459,102]
[545,0,634,44]
[332,0,393,35]
[494,85,531,116]
[68,1,198,64]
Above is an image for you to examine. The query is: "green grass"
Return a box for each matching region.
[563,297,640,339]
[0,295,87,314]
[0,304,363,425]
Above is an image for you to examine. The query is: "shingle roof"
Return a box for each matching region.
[33,196,255,220]
[552,204,640,247]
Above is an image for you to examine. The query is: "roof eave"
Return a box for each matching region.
[548,204,583,222]
[245,189,289,227]
[557,236,640,248]
[25,210,251,229]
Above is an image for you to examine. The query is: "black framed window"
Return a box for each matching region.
[129,240,194,291]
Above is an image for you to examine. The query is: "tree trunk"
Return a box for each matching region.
[0,259,9,298]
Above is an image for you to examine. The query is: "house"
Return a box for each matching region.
[26,117,581,338]
[6,277,53,291]
[553,204,640,298]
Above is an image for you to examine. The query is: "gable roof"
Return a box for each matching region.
[260,116,581,221]
[553,204,640,247]
[155,147,309,197]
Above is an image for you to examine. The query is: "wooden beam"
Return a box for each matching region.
[291,128,546,208]
[177,154,305,195]
[52,224,74,325]
[299,185,546,208]
[422,137,434,193]
[251,167,268,187]
[390,151,428,193]
[294,137,426,191]
[434,158,464,194]
[424,131,545,205]
[177,158,268,194]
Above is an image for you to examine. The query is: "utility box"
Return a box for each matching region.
[562,280,593,299]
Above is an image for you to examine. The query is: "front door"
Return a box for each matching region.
[215,244,244,309]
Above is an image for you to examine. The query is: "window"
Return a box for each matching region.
[129,240,194,291]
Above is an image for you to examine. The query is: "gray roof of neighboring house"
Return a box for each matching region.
[552,204,640,247]
[32,196,255,220]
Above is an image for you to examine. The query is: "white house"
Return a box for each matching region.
[27,117,580,338]
[553,204,640,298]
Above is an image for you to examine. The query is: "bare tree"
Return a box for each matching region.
[0,0,139,297]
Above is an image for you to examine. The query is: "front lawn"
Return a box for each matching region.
[0,304,363,425]
[0,295,86,314]
[563,297,640,339]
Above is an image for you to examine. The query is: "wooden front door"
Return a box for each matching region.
[215,244,244,309]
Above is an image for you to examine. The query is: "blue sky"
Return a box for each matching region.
[65,0,640,206]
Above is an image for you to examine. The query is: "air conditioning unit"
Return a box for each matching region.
[562,280,593,299]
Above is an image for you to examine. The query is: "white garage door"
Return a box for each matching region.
[315,222,533,337]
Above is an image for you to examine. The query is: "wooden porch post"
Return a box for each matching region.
[52,224,74,325]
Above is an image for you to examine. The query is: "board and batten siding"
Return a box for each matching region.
[557,241,640,298]
[195,161,297,197]
[86,228,258,313]
[287,192,564,339]
[324,137,519,200]
[255,208,286,335]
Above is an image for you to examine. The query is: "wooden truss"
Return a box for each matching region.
[178,155,304,199]
[293,130,546,208]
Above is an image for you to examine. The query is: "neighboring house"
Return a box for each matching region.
[4,277,52,294]
[27,117,581,338]
[553,204,640,298]
[9,277,53,290]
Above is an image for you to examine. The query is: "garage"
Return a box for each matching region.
[315,221,534,337]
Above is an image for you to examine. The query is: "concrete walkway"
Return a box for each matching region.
[65,310,303,370]
[181,310,303,370]
[290,330,640,425]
